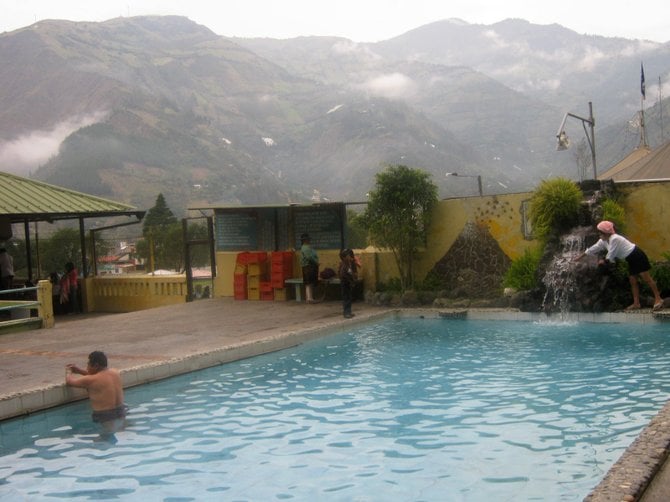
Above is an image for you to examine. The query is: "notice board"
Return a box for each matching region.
[214,204,345,251]
[293,206,343,249]
[215,210,259,251]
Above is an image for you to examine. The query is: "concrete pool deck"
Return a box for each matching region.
[0,299,669,501]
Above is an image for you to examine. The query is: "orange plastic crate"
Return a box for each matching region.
[270,271,287,288]
[274,288,288,301]
[237,251,268,265]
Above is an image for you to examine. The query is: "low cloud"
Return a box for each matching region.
[0,111,107,175]
[359,73,417,100]
[576,46,607,71]
[331,40,381,61]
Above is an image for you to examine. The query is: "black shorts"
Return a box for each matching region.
[92,404,128,423]
[626,246,651,276]
[302,264,319,286]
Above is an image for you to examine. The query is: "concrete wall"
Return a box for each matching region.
[615,181,670,261]
[415,193,537,282]
[84,275,188,313]
[351,181,670,292]
[85,181,668,304]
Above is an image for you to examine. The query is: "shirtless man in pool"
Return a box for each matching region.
[66,351,127,431]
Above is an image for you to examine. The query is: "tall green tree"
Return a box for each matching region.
[142,193,178,233]
[140,193,182,271]
[362,165,438,291]
[346,209,368,249]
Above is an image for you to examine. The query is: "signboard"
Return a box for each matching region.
[215,211,258,251]
[293,207,343,249]
[215,204,345,251]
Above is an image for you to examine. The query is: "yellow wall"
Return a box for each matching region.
[84,275,188,313]
[616,182,670,260]
[212,193,537,296]
[414,193,537,282]
[80,181,668,306]
[211,181,670,297]
[349,184,670,291]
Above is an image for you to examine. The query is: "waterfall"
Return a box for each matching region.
[542,230,589,315]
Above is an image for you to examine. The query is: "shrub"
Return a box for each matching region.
[503,247,542,290]
[529,178,583,241]
[651,261,670,295]
[600,198,626,233]
[416,273,443,291]
[376,277,402,293]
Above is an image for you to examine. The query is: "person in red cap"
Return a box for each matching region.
[574,220,664,311]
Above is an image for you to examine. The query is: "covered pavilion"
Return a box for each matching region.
[0,171,145,283]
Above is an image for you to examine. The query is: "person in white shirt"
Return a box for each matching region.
[574,220,663,311]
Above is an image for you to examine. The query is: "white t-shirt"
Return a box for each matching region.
[585,234,636,261]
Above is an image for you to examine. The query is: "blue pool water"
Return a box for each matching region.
[1,318,670,501]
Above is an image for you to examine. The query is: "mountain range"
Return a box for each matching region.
[0,15,668,214]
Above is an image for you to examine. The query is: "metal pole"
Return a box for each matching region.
[183,218,193,302]
[476,175,483,196]
[79,218,87,278]
[24,220,33,282]
[588,102,597,179]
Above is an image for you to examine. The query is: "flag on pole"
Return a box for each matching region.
[641,63,646,99]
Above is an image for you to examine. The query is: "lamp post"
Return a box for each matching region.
[556,101,597,180]
[445,172,483,196]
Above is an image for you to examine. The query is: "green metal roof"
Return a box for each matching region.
[1,171,144,223]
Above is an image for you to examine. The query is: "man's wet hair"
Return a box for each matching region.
[88,351,108,368]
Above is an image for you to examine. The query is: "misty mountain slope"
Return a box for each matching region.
[235,36,575,187]
[372,18,668,120]
[1,16,492,209]
[1,15,669,214]
[242,19,669,180]
[255,95,491,200]
[0,17,328,206]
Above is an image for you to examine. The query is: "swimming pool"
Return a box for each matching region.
[1,318,669,500]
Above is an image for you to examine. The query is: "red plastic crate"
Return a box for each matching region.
[271,251,294,262]
[238,251,268,264]
[234,273,247,300]
[270,271,288,288]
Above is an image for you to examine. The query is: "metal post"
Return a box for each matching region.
[476,175,483,197]
[588,102,596,179]
[79,218,87,278]
[183,218,193,302]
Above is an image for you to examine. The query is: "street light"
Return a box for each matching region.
[445,172,483,196]
[556,101,597,180]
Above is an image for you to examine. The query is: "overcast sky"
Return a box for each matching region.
[1,0,669,43]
